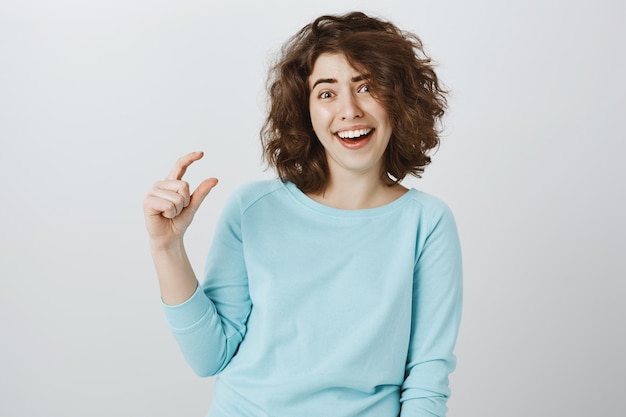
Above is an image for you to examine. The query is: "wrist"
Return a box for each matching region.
[149,237,185,254]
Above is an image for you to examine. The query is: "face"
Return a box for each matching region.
[308,53,392,180]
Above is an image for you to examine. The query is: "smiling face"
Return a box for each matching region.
[308,53,392,181]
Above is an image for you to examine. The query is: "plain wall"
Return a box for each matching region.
[1,0,624,415]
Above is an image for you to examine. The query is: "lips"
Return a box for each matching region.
[334,128,374,149]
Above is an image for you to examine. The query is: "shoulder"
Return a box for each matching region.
[401,189,461,245]
[405,189,455,221]
[224,179,285,214]
[406,190,462,265]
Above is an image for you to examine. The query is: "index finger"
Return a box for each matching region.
[166,151,204,180]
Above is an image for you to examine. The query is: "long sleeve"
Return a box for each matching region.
[400,203,463,416]
[162,192,252,377]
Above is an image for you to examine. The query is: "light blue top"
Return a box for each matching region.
[163,179,462,417]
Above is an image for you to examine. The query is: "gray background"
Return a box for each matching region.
[1,0,624,416]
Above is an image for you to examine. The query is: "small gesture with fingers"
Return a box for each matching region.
[143,151,218,250]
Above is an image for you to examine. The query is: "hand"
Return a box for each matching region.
[143,151,218,249]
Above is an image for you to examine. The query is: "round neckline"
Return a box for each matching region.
[282,181,417,218]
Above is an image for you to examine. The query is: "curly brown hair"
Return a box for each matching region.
[261,11,448,193]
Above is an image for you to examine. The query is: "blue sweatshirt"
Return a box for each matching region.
[163,179,462,417]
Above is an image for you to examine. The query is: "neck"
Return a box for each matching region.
[307,170,407,210]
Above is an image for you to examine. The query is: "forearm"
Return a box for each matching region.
[150,238,199,305]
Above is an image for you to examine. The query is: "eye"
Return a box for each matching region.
[358,84,371,94]
[318,91,334,99]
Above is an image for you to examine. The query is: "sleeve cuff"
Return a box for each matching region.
[161,284,213,330]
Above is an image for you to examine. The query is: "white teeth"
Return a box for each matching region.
[337,128,372,139]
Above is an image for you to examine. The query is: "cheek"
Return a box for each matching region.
[309,105,331,131]
[368,102,390,124]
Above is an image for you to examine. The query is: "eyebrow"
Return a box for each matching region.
[311,74,370,90]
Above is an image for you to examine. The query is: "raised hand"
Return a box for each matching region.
[143,151,218,250]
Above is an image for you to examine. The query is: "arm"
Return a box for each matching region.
[144,152,248,376]
[400,204,463,417]
[162,189,252,377]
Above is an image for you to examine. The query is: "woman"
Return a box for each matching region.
[144,11,462,417]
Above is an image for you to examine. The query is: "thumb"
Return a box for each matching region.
[187,178,219,214]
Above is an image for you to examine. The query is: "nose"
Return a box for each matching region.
[339,93,363,120]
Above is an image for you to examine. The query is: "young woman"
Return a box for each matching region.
[143,11,462,417]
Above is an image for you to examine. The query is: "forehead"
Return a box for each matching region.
[309,53,362,83]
